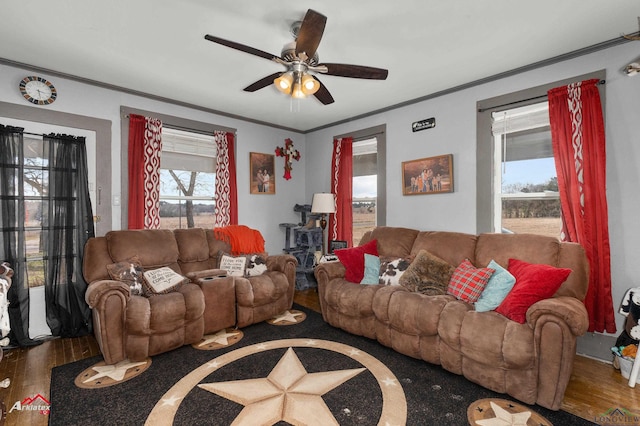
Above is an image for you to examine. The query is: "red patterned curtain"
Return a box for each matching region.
[127,114,162,229]
[548,79,615,333]
[328,137,353,246]
[214,131,238,226]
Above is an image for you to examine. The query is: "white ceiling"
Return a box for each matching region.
[1,1,638,132]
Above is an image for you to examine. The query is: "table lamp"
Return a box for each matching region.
[311,193,335,253]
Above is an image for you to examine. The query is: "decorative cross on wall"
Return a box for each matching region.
[275,138,301,180]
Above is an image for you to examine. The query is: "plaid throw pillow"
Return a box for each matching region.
[447,259,495,303]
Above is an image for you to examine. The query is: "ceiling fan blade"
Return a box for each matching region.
[204,34,280,61]
[244,72,282,92]
[295,9,327,60]
[320,63,389,80]
[313,77,334,105]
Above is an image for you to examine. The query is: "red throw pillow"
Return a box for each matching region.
[447,259,494,303]
[495,258,572,323]
[334,239,379,283]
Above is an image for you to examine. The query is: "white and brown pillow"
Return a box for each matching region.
[246,254,268,277]
[378,256,412,286]
[106,256,145,296]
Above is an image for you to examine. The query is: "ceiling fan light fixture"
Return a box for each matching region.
[301,74,320,95]
[274,72,294,94]
[291,82,306,99]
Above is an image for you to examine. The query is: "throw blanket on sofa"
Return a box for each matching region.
[214,225,265,255]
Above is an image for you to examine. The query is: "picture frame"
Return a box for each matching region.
[329,240,348,253]
[250,152,275,194]
[401,154,453,195]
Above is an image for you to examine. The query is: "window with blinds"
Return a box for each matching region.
[491,102,561,238]
[159,127,216,229]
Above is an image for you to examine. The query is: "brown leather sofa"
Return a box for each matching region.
[315,226,589,410]
[83,228,296,365]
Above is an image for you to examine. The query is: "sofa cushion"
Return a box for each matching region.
[334,239,379,283]
[106,229,180,269]
[106,256,145,296]
[495,258,572,323]
[447,259,494,303]
[474,260,516,312]
[361,227,418,258]
[360,254,381,285]
[399,250,455,295]
[142,267,189,294]
[411,231,478,267]
[173,228,210,262]
[378,256,412,286]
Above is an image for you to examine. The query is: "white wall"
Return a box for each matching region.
[305,41,640,351]
[0,63,305,254]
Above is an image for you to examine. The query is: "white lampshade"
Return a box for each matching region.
[311,193,335,214]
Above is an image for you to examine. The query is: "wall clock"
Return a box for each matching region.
[19,76,57,105]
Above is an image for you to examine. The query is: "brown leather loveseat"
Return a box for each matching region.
[83,228,296,365]
[315,226,589,410]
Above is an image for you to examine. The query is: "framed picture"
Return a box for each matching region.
[250,152,275,194]
[329,240,348,253]
[401,154,453,195]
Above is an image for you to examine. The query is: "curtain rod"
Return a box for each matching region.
[478,79,606,113]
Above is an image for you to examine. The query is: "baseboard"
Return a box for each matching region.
[576,332,617,361]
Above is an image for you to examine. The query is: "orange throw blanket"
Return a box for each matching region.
[213,225,265,255]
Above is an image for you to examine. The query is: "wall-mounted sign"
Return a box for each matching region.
[412,117,436,132]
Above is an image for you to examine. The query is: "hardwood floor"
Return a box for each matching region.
[0,289,636,425]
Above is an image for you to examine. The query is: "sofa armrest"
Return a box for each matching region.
[85,280,131,364]
[314,261,346,283]
[266,254,297,286]
[526,296,589,336]
[85,280,130,308]
[186,269,227,281]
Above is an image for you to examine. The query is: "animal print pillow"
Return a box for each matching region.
[245,254,268,277]
[106,256,145,296]
[378,256,413,286]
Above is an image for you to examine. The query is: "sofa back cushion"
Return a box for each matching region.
[206,231,232,265]
[411,231,478,267]
[359,226,418,258]
[106,229,181,272]
[174,228,217,274]
[475,233,588,300]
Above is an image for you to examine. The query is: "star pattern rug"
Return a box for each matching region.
[50,305,595,425]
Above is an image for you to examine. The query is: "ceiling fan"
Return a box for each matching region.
[204,9,388,105]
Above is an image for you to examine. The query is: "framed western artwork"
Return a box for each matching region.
[250,152,275,194]
[401,154,453,195]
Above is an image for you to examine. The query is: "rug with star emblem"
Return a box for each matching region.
[49,305,594,425]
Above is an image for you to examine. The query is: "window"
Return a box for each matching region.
[352,137,378,246]
[491,102,561,238]
[159,127,216,229]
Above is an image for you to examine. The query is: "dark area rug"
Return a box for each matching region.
[50,304,595,425]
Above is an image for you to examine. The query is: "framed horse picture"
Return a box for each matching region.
[401,154,453,195]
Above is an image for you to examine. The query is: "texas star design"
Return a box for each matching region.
[198,347,365,425]
[476,401,532,426]
[271,310,304,324]
[198,329,241,347]
[84,359,147,383]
